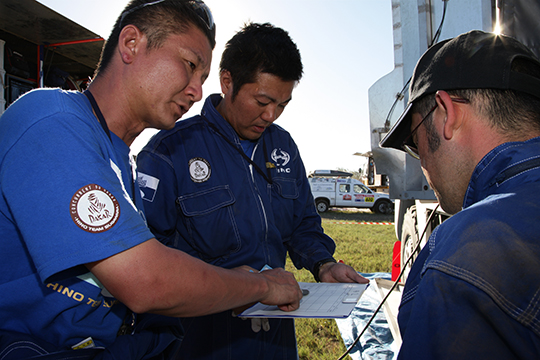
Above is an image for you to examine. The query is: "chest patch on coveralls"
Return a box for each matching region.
[189,157,211,183]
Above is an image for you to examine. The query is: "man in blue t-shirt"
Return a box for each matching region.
[0,2,302,359]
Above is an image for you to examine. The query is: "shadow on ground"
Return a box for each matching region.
[319,208,394,223]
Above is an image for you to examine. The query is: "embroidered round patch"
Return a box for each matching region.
[189,157,211,183]
[70,184,120,233]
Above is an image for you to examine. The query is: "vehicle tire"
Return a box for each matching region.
[315,199,329,213]
[373,199,392,214]
[400,206,419,284]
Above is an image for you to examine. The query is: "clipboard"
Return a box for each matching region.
[239,282,368,319]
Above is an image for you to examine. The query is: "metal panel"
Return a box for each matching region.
[499,0,540,59]
[368,0,495,201]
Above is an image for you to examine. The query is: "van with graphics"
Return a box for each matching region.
[308,170,393,214]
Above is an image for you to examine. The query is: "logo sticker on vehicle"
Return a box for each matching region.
[70,184,120,233]
[355,194,375,203]
[189,157,211,183]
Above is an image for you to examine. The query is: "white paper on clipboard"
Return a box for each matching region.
[239,282,368,319]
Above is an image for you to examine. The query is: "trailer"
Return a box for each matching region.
[0,0,104,114]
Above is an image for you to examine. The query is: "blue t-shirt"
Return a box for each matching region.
[0,88,153,350]
[240,139,256,157]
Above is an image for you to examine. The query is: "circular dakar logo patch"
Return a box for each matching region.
[189,157,211,183]
[70,184,120,233]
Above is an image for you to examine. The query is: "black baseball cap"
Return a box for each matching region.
[379,30,540,151]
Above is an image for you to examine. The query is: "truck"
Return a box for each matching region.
[366,0,540,348]
[308,170,393,214]
[0,0,104,115]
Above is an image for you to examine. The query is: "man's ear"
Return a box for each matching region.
[220,70,233,95]
[436,90,462,141]
[117,25,144,64]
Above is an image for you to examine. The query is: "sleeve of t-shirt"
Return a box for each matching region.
[2,103,153,283]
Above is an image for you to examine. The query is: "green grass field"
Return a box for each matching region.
[285,208,397,360]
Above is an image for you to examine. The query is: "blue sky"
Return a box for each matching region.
[38,0,394,173]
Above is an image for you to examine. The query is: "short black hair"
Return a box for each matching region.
[96,0,216,76]
[219,22,303,100]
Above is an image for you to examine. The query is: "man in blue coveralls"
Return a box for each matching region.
[380,30,540,359]
[137,22,368,359]
[0,2,303,359]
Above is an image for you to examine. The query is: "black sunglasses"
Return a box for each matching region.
[402,98,469,160]
[119,0,215,31]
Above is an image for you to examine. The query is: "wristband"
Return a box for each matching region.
[313,258,337,282]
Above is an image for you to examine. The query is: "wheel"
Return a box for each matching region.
[373,199,393,214]
[315,199,329,213]
[400,206,419,283]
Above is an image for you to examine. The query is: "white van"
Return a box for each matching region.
[308,170,393,214]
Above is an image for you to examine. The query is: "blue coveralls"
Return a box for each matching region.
[137,94,337,359]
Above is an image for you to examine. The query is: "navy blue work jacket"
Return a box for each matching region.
[136,94,336,359]
[398,137,540,359]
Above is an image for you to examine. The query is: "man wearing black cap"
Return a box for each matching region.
[380,30,540,358]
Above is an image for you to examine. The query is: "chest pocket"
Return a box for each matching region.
[177,186,241,262]
[272,177,299,199]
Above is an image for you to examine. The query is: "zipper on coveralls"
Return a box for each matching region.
[250,143,270,262]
